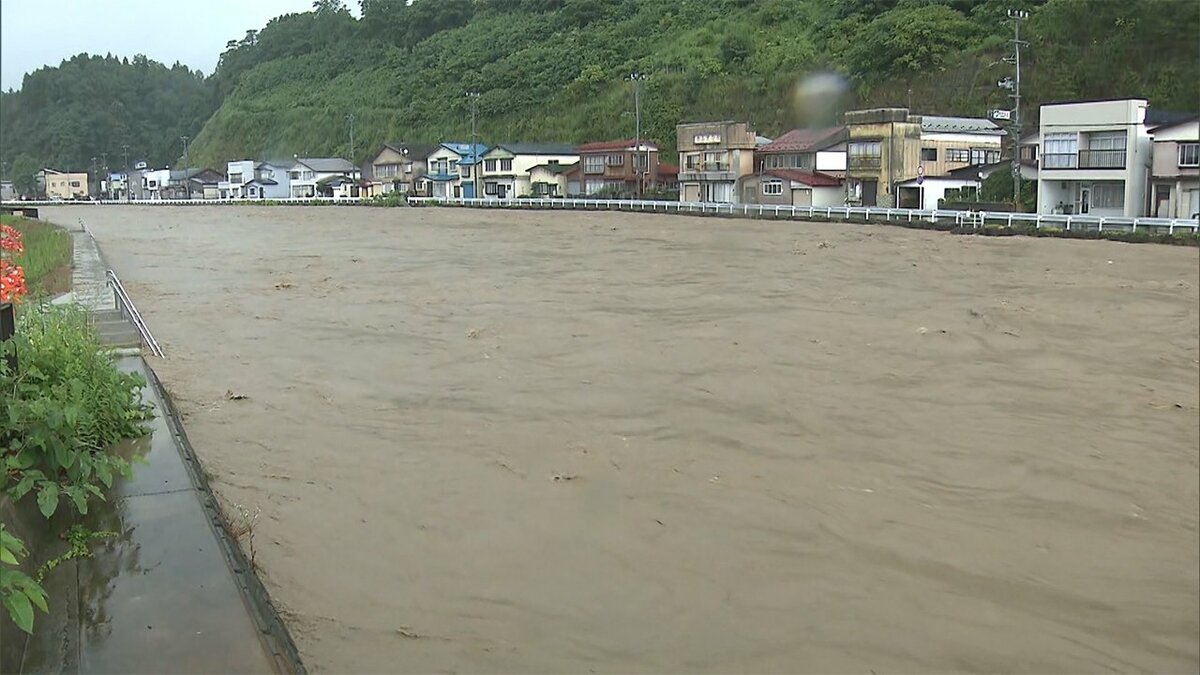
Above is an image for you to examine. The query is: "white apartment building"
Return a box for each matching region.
[1037,99,1153,217]
[477,143,578,199]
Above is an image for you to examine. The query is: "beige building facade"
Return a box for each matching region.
[40,169,89,199]
[677,121,761,203]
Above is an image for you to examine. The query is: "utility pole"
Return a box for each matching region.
[180,136,191,199]
[346,113,355,164]
[90,156,98,199]
[1006,9,1029,208]
[101,153,109,199]
[122,144,130,201]
[628,72,648,198]
[466,92,480,200]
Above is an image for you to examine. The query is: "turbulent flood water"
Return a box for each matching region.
[50,205,1200,673]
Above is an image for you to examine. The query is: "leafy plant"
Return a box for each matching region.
[0,303,153,633]
[0,523,48,634]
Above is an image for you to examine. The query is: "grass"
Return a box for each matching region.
[1,215,73,297]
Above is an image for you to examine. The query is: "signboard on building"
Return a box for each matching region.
[990,109,1013,121]
[693,133,721,145]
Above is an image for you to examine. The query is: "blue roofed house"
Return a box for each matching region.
[423,142,488,198]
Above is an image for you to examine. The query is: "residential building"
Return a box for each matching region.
[162,168,222,199]
[1149,117,1199,219]
[740,169,843,207]
[676,121,763,203]
[423,143,487,198]
[1018,131,1040,181]
[366,142,435,196]
[39,168,89,200]
[141,168,172,200]
[479,143,579,199]
[843,108,1003,207]
[528,162,578,198]
[1036,99,1153,217]
[893,163,1008,210]
[218,160,292,200]
[287,158,360,198]
[0,181,15,201]
[575,139,668,197]
[755,126,848,177]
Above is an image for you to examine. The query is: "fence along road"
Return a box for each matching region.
[4,197,1198,235]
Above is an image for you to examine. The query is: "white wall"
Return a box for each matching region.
[815,151,846,173]
[1038,99,1150,216]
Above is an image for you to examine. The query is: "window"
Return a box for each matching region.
[848,141,882,168]
[762,181,784,196]
[584,155,605,174]
[1179,143,1200,168]
[920,148,937,161]
[763,154,811,169]
[229,172,244,184]
[970,148,1000,165]
[500,158,513,172]
[1091,182,1124,209]
[484,159,497,172]
[70,181,81,188]
[461,164,471,177]
[607,154,624,167]
[376,164,398,178]
[1043,133,1078,168]
[403,162,413,174]
[584,179,604,194]
[484,181,498,195]
[685,153,701,169]
[1080,131,1126,168]
[289,171,301,180]
[945,148,970,163]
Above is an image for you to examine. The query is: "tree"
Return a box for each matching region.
[10,156,39,198]
[846,4,977,80]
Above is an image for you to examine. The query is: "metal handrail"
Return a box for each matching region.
[106,269,164,358]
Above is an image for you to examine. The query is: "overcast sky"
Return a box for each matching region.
[1,0,329,91]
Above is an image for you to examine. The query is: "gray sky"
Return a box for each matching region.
[0,0,326,90]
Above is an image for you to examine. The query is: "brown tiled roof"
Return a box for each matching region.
[762,169,843,187]
[758,126,847,154]
[658,163,679,175]
[576,139,659,152]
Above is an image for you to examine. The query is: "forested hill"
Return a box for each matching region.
[2,0,1198,176]
[0,55,214,181]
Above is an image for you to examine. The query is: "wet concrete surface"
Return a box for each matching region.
[1,357,284,674]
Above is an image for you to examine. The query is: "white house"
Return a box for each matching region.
[477,143,579,199]
[424,143,487,199]
[1037,99,1154,217]
[528,162,577,198]
[142,168,172,200]
[287,158,359,198]
[218,160,292,199]
[1149,118,1199,219]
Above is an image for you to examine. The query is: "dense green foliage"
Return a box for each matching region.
[0,216,72,297]
[0,304,153,633]
[0,54,213,179]
[1,0,1197,174]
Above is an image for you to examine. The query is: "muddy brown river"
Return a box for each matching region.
[48,206,1199,673]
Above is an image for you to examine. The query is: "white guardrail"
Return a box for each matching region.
[107,268,165,358]
[5,196,1198,234]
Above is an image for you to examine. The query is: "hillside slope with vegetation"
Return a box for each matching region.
[2,0,1197,174]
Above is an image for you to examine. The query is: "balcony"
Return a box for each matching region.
[678,162,734,182]
[1043,150,1126,170]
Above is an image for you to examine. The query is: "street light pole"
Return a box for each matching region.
[1007,9,1029,208]
[122,144,130,201]
[346,113,355,163]
[180,136,191,199]
[627,72,648,198]
[466,92,480,200]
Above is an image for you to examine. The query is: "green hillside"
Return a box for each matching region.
[2,0,1197,178]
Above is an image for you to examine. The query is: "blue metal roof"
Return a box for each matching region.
[439,142,489,164]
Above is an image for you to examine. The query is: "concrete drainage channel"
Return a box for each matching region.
[0,227,305,674]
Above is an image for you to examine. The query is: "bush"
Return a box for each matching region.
[0,303,153,633]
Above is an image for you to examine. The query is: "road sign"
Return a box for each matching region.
[991,109,1013,121]
[917,165,925,185]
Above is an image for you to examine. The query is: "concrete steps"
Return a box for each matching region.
[91,310,141,350]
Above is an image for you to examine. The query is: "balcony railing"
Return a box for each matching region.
[683,162,729,172]
[849,156,881,170]
[1078,149,1126,169]
[1042,150,1126,170]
